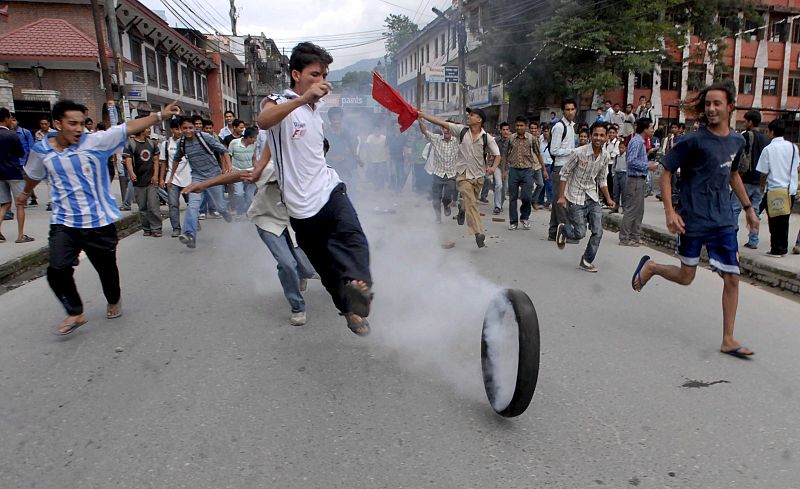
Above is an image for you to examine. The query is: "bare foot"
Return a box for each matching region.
[55,314,87,335]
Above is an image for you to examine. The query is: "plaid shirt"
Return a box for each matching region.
[505,132,541,170]
[560,143,609,205]
[424,132,459,178]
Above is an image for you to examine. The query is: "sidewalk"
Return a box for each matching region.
[0,188,143,285]
[603,197,800,294]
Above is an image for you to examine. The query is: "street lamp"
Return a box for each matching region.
[32,64,45,89]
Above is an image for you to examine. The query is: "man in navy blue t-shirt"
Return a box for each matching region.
[630,80,760,359]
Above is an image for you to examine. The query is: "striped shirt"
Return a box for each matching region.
[560,143,609,205]
[25,124,128,228]
[423,132,458,178]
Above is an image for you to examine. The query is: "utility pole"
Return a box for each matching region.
[229,0,238,36]
[105,0,125,101]
[91,0,114,125]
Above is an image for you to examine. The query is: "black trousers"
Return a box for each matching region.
[290,183,371,314]
[47,224,120,316]
[762,194,795,255]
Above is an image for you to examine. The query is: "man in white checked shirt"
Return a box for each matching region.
[555,121,616,272]
[17,99,181,336]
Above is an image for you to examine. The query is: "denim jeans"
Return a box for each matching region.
[532,168,545,206]
[730,183,762,246]
[507,167,533,225]
[612,172,627,208]
[479,170,504,209]
[231,181,256,214]
[167,184,184,231]
[539,164,553,205]
[123,180,133,208]
[256,227,316,313]
[431,174,456,220]
[184,182,227,238]
[565,199,604,263]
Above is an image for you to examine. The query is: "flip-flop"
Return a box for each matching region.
[15,235,34,243]
[631,255,651,292]
[344,314,370,337]
[54,319,87,336]
[721,346,755,358]
[344,281,373,318]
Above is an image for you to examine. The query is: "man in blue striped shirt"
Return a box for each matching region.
[619,118,657,246]
[17,99,181,335]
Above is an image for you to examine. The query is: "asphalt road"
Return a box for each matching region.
[1,192,799,488]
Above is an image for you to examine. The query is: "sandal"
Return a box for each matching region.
[344,313,370,337]
[344,281,373,318]
[106,301,122,319]
[15,235,34,243]
[54,317,87,336]
[0,232,5,243]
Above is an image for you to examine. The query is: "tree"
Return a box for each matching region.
[476,0,759,116]
[384,14,419,60]
[339,71,373,93]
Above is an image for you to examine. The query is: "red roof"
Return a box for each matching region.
[0,18,111,61]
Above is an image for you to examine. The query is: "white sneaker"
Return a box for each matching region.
[578,257,598,272]
[521,219,530,230]
[290,312,306,326]
[198,213,207,220]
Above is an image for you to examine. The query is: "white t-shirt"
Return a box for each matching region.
[265,89,342,219]
[160,136,191,188]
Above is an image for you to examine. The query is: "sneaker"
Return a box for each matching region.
[793,246,800,255]
[492,207,502,215]
[566,238,580,244]
[220,210,233,223]
[28,200,38,207]
[547,236,556,241]
[765,251,785,258]
[478,198,489,204]
[743,242,758,249]
[199,213,207,220]
[299,278,308,292]
[290,312,307,326]
[456,204,465,226]
[119,205,130,211]
[171,229,181,238]
[210,211,223,219]
[178,234,196,249]
[475,233,486,248]
[435,216,442,224]
[619,240,639,247]
[46,203,52,211]
[555,223,566,250]
[521,220,530,230]
[508,223,518,230]
[106,300,122,319]
[578,257,598,272]
[443,205,451,217]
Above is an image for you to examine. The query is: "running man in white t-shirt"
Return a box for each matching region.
[254,42,372,336]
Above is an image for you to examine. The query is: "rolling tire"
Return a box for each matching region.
[481,288,540,417]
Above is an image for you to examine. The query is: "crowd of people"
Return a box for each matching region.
[1,43,799,359]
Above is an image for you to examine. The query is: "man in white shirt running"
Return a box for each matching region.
[255,42,372,336]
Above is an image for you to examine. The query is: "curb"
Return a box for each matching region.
[0,213,142,287]
[602,211,800,295]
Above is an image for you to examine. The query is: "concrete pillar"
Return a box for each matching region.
[626,71,635,105]
[732,24,742,122]
[679,35,690,123]
[0,79,14,111]
[651,63,662,128]
[780,17,794,108]
[753,12,770,108]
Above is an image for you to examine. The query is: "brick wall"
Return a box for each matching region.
[0,1,96,39]
[11,69,105,120]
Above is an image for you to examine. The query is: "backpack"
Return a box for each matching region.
[738,130,754,174]
[459,127,489,164]
[179,132,216,158]
[548,119,569,159]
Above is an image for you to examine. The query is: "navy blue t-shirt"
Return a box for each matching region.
[662,127,744,237]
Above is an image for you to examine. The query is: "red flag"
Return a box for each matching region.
[371,72,419,133]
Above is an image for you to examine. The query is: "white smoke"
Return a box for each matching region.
[481,293,519,412]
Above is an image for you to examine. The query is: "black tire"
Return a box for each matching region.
[481,288,540,417]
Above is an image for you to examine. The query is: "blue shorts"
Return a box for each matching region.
[676,231,740,275]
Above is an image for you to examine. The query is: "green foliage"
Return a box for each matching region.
[384,14,419,59]
[477,0,760,109]
[339,71,373,93]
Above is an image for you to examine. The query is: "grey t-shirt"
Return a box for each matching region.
[174,132,228,180]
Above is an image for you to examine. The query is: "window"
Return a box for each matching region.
[170,58,180,93]
[158,53,169,90]
[145,48,158,87]
[478,64,488,87]
[129,38,144,82]
[788,76,800,97]
[661,69,681,91]
[434,38,438,58]
[195,71,202,100]
[426,44,430,63]
[745,20,763,41]
[633,71,652,89]
[794,23,800,44]
[201,76,208,102]
[769,18,786,42]
[763,72,779,96]
[181,66,195,98]
[738,72,754,94]
[687,64,706,91]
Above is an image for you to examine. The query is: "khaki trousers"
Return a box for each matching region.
[457,174,485,235]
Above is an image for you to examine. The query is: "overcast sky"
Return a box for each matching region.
[141,0,450,69]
